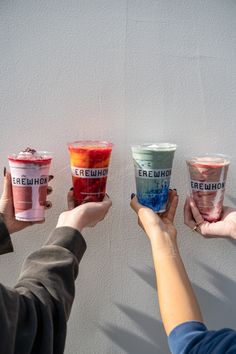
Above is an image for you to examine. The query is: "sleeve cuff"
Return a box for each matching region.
[44,226,87,263]
[168,321,207,354]
[0,214,13,255]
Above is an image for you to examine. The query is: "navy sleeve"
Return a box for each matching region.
[168,321,236,354]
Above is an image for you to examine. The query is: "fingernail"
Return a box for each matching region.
[131,193,135,200]
[70,187,74,191]
[3,167,6,177]
[45,201,52,209]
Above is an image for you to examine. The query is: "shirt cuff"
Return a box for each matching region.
[0,214,14,255]
[168,321,207,354]
[44,226,87,263]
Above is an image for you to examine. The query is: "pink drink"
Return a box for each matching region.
[8,148,52,221]
[187,155,230,222]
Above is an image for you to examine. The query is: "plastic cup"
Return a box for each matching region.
[186,154,230,222]
[8,151,52,221]
[131,143,177,212]
[68,141,113,205]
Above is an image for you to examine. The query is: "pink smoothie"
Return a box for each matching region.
[8,148,52,221]
[187,155,230,222]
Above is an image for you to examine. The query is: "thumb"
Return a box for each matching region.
[130,194,142,214]
[101,194,112,209]
[67,190,75,210]
[2,170,12,199]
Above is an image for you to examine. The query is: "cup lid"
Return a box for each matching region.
[8,150,52,163]
[131,143,177,151]
[68,140,113,149]
[186,153,230,167]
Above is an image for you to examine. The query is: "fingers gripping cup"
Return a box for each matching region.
[8,148,52,221]
[68,141,113,205]
[187,154,230,222]
[132,143,177,212]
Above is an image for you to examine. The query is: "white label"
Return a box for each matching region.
[12,176,48,186]
[190,180,226,191]
[71,167,108,178]
[135,168,172,179]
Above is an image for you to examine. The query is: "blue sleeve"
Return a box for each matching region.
[168,321,236,354]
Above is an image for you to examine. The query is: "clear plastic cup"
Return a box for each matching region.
[132,143,177,212]
[68,141,113,205]
[186,154,230,222]
[8,150,52,221]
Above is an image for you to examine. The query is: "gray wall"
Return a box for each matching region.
[1,1,236,353]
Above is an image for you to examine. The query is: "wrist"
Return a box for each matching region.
[56,220,84,233]
[56,211,85,233]
[150,232,178,257]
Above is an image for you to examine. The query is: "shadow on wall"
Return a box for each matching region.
[100,263,236,354]
[100,308,168,354]
[100,266,168,354]
[194,262,236,329]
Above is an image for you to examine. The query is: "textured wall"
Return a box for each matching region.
[1,1,236,353]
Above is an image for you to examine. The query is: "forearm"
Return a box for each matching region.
[17,227,86,319]
[151,239,203,336]
[0,227,86,354]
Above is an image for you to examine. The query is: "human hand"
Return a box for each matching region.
[184,196,236,240]
[56,190,112,232]
[0,169,53,234]
[130,190,179,249]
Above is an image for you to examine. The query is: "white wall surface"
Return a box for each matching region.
[1,1,236,353]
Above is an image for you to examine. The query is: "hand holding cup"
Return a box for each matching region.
[0,169,53,234]
[184,196,236,240]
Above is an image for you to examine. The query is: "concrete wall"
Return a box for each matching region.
[1,1,236,353]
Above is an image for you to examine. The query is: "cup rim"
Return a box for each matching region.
[186,153,230,166]
[8,151,53,162]
[67,140,113,149]
[131,143,177,151]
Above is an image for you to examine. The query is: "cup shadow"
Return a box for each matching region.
[194,262,236,329]
[100,266,167,354]
[100,264,236,353]
[133,264,236,328]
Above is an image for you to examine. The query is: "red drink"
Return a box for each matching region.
[187,154,230,222]
[8,148,52,221]
[68,141,113,205]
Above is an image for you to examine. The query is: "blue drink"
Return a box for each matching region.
[132,143,177,212]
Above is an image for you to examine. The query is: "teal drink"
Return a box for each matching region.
[132,143,177,212]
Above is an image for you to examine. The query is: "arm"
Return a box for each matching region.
[151,240,203,336]
[130,191,202,335]
[0,226,86,354]
[0,192,111,354]
[131,191,236,353]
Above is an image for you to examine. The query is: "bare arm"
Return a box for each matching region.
[130,191,202,335]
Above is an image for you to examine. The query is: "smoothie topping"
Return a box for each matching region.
[17,148,41,160]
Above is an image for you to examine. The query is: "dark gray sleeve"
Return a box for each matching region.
[0,226,86,354]
[0,214,13,255]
